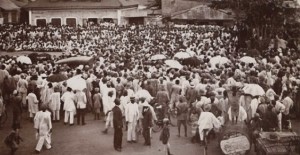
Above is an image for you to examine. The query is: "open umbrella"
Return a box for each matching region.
[240,56,257,64]
[135,89,153,101]
[182,57,201,67]
[55,56,94,66]
[47,74,68,82]
[174,52,191,59]
[165,60,183,70]
[150,54,166,60]
[209,56,230,68]
[67,75,86,91]
[16,56,32,64]
[243,84,265,96]
[28,52,51,63]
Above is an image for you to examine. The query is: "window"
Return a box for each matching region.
[2,12,8,23]
[51,18,61,27]
[88,18,98,25]
[66,18,76,27]
[11,11,17,23]
[36,19,47,27]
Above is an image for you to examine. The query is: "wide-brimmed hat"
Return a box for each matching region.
[163,118,169,123]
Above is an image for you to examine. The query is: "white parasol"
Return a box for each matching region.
[174,52,192,59]
[240,56,257,64]
[135,89,153,101]
[151,54,167,60]
[209,56,230,67]
[243,84,265,96]
[67,75,87,91]
[16,56,32,64]
[165,60,183,70]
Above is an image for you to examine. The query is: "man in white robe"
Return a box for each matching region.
[125,97,139,143]
[26,91,39,121]
[48,90,61,121]
[34,105,52,153]
[197,104,221,142]
[37,74,48,104]
[61,87,75,125]
[102,91,115,133]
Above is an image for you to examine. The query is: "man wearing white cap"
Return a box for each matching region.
[125,97,139,143]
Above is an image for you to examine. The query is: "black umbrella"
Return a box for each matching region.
[28,52,51,63]
[181,57,201,67]
[47,74,68,82]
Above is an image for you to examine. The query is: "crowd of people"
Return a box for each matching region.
[0,22,299,155]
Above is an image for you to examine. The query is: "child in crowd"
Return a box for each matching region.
[93,88,102,120]
[160,118,173,155]
[5,129,23,155]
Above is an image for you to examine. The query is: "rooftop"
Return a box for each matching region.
[171,5,235,20]
[24,0,150,9]
[0,0,20,10]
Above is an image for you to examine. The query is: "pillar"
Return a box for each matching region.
[29,10,32,25]
[117,10,121,25]
[8,12,12,23]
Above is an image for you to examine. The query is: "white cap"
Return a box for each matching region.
[13,90,18,95]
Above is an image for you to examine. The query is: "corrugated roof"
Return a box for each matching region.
[25,0,125,9]
[11,0,28,7]
[119,0,150,6]
[171,5,235,20]
[0,0,20,10]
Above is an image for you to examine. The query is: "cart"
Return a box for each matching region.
[219,123,252,155]
[256,132,300,155]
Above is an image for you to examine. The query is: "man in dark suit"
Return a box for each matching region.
[11,90,22,130]
[112,99,123,152]
[142,106,153,146]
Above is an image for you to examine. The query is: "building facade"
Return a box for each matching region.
[25,0,159,26]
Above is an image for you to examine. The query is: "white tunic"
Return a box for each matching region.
[27,93,39,114]
[125,102,139,123]
[61,91,75,112]
[197,112,221,140]
[34,110,52,136]
[49,92,61,111]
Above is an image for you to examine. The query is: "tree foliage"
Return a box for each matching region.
[210,0,299,48]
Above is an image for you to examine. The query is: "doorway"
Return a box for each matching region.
[128,17,144,25]
[88,18,98,25]
[36,19,46,27]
